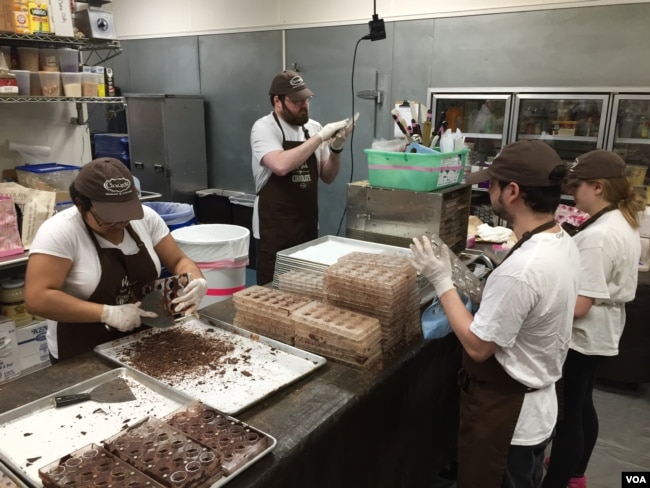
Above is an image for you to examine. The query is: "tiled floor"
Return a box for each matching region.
[431,382,650,487]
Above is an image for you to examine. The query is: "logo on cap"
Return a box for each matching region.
[568,158,579,174]
[289,76,305,89]
[104,177,131,195]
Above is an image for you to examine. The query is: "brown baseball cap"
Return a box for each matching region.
[565,149,626,185]
[74,157,143,222]
[466,140,565,187]
[269,70,314,101]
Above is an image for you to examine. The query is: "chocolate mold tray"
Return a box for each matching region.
[164,402,272,477]
[38,443,165,488]
[104,417,222,488]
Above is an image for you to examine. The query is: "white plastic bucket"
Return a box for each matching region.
[171,224,250,307]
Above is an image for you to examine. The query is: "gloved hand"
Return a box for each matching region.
[330,122,354,151]
[171,276,208,318]
[317,120,348,143]
[101,302,158,332]
[409,236,455,297]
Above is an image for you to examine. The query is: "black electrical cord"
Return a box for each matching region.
[335,35,365,237]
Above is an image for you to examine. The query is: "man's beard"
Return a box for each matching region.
[492,192,513,223]
[281,101,309,126]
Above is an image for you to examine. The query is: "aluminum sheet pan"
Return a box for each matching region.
[0,461,29,488]
[0,368,194,487]
[95,316,327,415]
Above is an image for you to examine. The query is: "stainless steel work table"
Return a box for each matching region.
[0,298,462,487]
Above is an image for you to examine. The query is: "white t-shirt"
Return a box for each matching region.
[470,229,580,446]
[250,112,329,239]
[571,210,641,356]
[29,205,170,359]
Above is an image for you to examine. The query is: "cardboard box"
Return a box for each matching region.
[0,315,21,383]
[49,0,74,37]
[0,0,30,34]
[16,320,50,371]
[28,1,49,33]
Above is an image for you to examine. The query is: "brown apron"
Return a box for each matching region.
[456,219,556,487]
[457,353,537,487]
[257,113,319,285]
[56,222,158,360]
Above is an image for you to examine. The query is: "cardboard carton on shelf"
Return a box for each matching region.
[0,315,21,384]
[16,319,49,371]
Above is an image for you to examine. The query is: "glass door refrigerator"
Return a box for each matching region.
[428,92,512,168]
[607,94,650,187]
[511,93,610,164]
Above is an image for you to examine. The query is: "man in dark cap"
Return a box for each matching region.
[410,140,581,488]
[250,70,354,284]
[25,158,207,361]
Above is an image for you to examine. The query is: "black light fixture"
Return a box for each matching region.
[363,1,386,41]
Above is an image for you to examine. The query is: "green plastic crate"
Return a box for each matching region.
[365,148,469,192]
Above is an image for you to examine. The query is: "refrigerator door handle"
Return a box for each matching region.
[153,163,165,173]
[134,161,144,169]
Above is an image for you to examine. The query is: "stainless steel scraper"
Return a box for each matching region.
[53,378,136,408]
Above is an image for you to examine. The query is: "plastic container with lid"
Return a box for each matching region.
[0,279,33,327]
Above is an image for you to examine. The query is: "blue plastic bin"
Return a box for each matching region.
[144,202,196,231]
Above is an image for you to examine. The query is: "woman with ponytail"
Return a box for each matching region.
[543,150,646,488]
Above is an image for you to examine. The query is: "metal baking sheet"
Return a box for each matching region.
[0,368,194,487]
[95,316,327,415]
[0,461,29,488]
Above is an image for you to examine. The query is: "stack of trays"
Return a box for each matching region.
[232,286,313,345]
[272,236,434,304]
[165,402,271,476]
[324,254,421,356]
[338,252,422,345]
[103,416,222,488]
[277,269,324,300]
[292,301,383,372]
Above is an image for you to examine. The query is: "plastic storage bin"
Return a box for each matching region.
[364,148,469,192]
[143,201,196,231]
[15,163,81,192]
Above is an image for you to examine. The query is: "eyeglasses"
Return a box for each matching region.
[285,96,312,106]
[89,208,127,228]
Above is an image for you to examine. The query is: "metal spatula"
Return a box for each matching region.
[138,274,188,328]
[140,288,182,328]
[53,378,136,408]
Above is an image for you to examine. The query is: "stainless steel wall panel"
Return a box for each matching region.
[198,31,283,194]
[124,37,201,94]
[126,95,207,203]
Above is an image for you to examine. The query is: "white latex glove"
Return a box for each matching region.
[317,120,348,143]
[171,277,208,317]
[409,236,455,297]
[330,123,354,151]
[101,302,158,332]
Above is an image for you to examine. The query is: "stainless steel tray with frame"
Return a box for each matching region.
[95,316,327,415]
[0,461,29,488]
[0,367,194,487]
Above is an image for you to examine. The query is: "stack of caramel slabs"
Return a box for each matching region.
[325,253,422,356]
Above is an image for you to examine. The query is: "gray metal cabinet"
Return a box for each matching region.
[125,94,207,202]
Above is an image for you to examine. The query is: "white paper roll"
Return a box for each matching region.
[8,142,52,165]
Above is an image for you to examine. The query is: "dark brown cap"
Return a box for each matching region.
[466,140,565,187]
[566,149,627,184]
[269,70,314,101]
[74,157,143,222]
